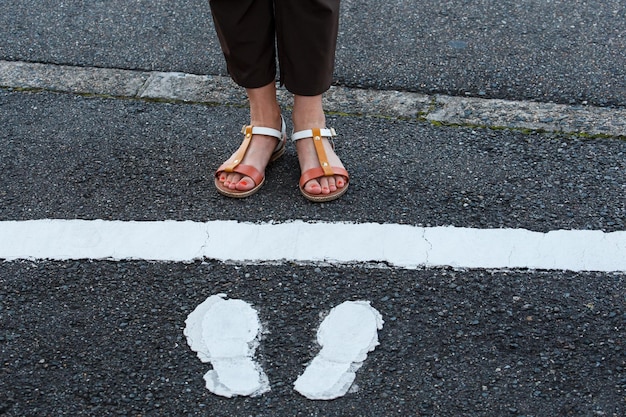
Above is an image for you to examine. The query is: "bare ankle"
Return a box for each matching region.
[247,83,282,129]
[292,94,326,131]
[250,110,282,130]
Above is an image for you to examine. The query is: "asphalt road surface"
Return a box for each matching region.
[1,0,625,106]
[1,87,625,417]
[1,0,625,416]
[2,260,624,417]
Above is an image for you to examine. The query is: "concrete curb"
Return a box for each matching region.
[2,60,625,138]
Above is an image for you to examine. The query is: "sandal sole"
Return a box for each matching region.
[300,182,349,203]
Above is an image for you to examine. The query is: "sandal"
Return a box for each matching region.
[292,127,350,202]
[214,117,287,198]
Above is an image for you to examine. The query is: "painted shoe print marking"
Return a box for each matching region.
[184,294,270,397]
[294,300,384,400]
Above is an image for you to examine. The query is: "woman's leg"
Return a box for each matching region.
[209,0,283,192]
[217,83,282,191]
[275,0,347,197]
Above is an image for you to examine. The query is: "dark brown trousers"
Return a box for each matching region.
[208,0,340,96]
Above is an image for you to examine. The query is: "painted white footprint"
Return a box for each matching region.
[294,300,384,400]
[183,294,270,397]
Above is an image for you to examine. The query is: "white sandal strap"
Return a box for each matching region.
[291,127,336,142]
[241,116,286,140]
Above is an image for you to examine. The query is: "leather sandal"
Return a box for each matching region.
[292,127,350,202]
[215,117,287,198]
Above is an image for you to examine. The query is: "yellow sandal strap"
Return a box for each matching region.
[291,127,338,177]
[222,125,254,172]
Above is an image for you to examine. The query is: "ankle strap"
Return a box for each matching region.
[291,127,336,142]
[241,116,286,140]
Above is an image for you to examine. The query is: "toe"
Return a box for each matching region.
[304,179,322,195]
[319,177,332,195]
[327,176,337,192]
[235,176,256,191]
[225,173,241,189]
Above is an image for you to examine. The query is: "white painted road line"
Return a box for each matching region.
[1,219,625,271]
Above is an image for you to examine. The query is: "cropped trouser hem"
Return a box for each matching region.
[208,0,340,96]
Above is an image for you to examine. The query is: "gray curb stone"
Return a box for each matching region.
[427,95,626,138]
[0,60,149,98]
[1,60,625,138]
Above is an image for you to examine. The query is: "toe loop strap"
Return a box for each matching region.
[299,166,349,188]
[215,163,263,185]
